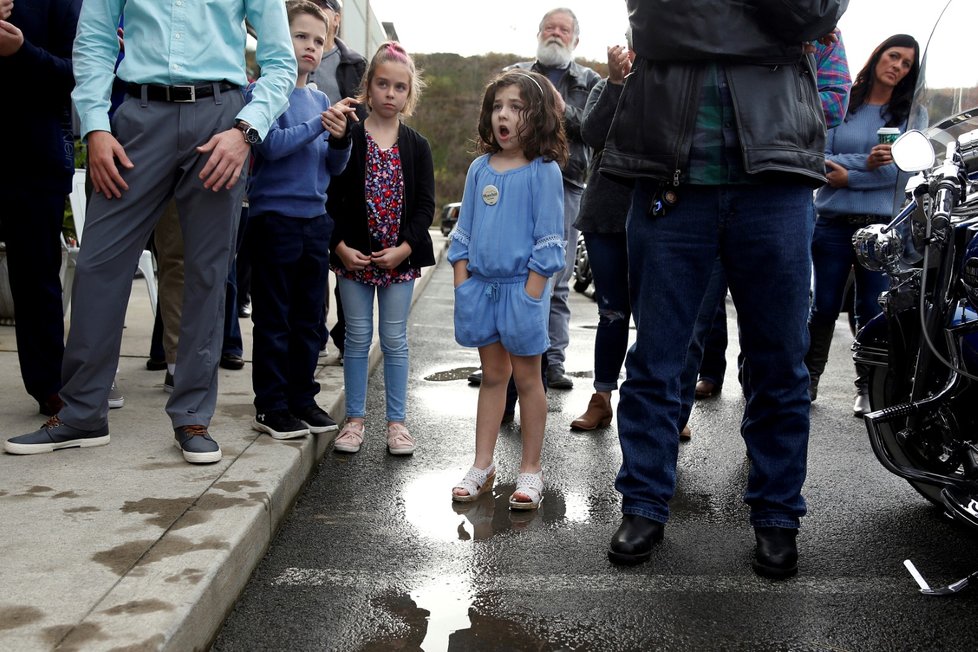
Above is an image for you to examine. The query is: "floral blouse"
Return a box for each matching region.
[335,131,420,287]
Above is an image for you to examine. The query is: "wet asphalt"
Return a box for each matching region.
[213,254,978,652]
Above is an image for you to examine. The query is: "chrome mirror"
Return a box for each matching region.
[892,130,936,172]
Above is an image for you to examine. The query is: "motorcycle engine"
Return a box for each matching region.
[961,224,978,309]
[853,224,906,275]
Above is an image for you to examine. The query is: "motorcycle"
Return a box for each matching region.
[851,0,978,532]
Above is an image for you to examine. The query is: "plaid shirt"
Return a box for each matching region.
[686,65,750,185]
[816,29,851,129]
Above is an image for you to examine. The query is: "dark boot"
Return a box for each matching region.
[804,322,835,401]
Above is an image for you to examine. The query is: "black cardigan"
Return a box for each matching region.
[327,121,436,272]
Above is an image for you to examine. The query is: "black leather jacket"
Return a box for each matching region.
[602,0,849,187]
[507,59,601,189]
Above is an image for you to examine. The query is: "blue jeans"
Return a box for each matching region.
[250,212,332,413]
[810,215,887,331]
[617,182,813,528]
[678,260,728,428]
[546,182,583,373]
[582,231,630,392]
[337,276,415,422]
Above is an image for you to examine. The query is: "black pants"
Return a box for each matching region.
[1,184,67,403]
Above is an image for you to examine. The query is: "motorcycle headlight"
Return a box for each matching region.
[853,224,904,273]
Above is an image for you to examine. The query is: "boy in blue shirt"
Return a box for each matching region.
[249,0,357,439]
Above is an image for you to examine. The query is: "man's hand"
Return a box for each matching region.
[0,1,14,21]
[804,29,839,54]
[825,159,849,188]
[606,44,631,85]
[87,130,134,198]
[196,129,252,191]
[0,20,24,56]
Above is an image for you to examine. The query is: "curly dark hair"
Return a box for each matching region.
[475,70,568,166]
[847,33,920,128]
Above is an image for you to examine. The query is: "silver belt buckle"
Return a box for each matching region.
[168,85,196,102]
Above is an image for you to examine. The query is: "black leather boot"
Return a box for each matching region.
[804,322,835,401]
[608,514,664,565]
[752,526,798,579]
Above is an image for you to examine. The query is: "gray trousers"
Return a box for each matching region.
[61,85,244,430]
[546,182,583,371]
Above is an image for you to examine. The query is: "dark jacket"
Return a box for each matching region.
[0,0,81,193]
[334,37,368,122]
[602,0,849,187]
[507,59,601,189]
[575,78,632,234]
[327,121,436,273]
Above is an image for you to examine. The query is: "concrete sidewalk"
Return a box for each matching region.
[0,232,447,651]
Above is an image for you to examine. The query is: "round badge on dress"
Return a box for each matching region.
[482,184,499,206]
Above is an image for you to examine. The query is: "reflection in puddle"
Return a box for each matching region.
[412,578,473,652]
[424,367,480,382]
[403,470,567,543]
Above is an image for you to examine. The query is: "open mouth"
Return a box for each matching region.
[499,126,510,139]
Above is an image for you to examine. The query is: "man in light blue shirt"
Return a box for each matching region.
[4,0,297,464]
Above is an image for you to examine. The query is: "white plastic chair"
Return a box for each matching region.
[63,168,158,316]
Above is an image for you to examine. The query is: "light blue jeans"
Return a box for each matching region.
[337,277,415,422]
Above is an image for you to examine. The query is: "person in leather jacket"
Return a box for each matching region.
[505,7,600,390]
[603,0,849,579]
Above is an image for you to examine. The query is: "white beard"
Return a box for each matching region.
[536,38,573,68]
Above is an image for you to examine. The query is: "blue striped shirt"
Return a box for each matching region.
[72,0,296,140]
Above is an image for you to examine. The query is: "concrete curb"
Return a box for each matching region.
[0,232,448,651]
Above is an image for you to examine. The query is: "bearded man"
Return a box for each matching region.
[505,8,600,390]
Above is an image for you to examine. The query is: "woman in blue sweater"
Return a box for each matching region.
[806,34,920,416]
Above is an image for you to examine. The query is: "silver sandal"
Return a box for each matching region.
[509,470,544,510]
[452,463,496,502]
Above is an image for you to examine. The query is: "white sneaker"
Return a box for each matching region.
[108,381,125,409]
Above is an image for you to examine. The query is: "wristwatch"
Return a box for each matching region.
[234,119,261,145]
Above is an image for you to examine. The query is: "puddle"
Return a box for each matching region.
[402,470,568,543]
[424,367,480,382]
[368,583,560,652]
[412,579,473,652]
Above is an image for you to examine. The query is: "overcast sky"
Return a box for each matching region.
[370,0,973,89]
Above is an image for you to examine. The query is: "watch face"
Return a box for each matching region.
[245,128,260,144]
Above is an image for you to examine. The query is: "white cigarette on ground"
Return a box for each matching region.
[904,559,931,591]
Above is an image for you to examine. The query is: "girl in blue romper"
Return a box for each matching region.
[448,70,568,510]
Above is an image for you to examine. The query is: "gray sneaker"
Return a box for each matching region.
[173,425,222,464]
[4,416,110,455]
[108,381,125,409]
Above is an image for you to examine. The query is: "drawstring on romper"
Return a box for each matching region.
[484,281,500,302]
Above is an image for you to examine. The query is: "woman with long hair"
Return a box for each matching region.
[805,33,920,416]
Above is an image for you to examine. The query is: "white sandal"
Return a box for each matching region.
[452,463,496,502]
[509,470,544,510]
